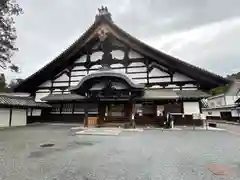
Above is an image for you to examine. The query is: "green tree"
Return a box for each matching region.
[0,73,6,92]
[7,77,22,91]
[0,0,23,72]
[209,86,228,96]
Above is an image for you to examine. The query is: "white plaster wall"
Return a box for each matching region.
[110,64,124,68]
[127,67,146,73]
[35,90,50,102]
[150,85,162,89]
[113,68,125,74]
[70,81,78,86]
[72,66,86,71]
[71,76,83,81]
[202,109,221,117]
[132,79,147,84]
[27,108,31,116]
[63,89,70,94]
[166,84,179,89]
[173,73,193,82]
[231,109,240,117]
[225,96,236,105]
[88,70,98,74]
[52,89,62,94]
[91,51,103,62]
[54,74,69,82]
[111,50,124,60]
[32,109,42,116]
[90,65,102,69]
[183,102,200,115]
[39,80,52,88]
[53,82,68,87]
[0,108,10,127]
[75,55,87,63]
[128,62,145,67]
[207,96,225,107]
[128,50,143,59]
[11,109,26,126]
[149,77,171,83]
[149,68,169,77]
[71,70,87,76]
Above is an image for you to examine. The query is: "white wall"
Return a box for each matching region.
[149,68,169,77]
[183,102,200,115]
[225,96,238,105]
[173,73,193,82]
[11,109,26,126]
[128,50,143,59]
[231,109,240,117]
[207,96,225,107]
[31,109,42,116]
[35,90,50,102]
[202,109,221,117]
[0,108,10,127]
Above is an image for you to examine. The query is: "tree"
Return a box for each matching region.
[8,77,22,90]
[0,0,23,72]
[227,72,240,80]
[209,86,228,96]
[0,73,6,92]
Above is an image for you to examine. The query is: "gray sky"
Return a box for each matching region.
[4,0,240,80]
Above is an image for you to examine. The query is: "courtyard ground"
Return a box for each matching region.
[0,124,240,180]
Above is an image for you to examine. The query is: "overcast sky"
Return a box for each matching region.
[4,0,240,80]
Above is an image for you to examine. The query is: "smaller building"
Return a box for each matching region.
[0,93,50,128]
[202,81,240,122]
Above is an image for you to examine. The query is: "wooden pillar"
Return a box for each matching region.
[199,101,202,113]
[97,102,105,126]
[154,103,157,117]
[60,103,63,115]
[9,107,12,127]
[181,101,184,113]
[72,103,75,115]
[127,102,136,128]
[84,104,88,127]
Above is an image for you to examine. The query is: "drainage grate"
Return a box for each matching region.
[40,143,55,148]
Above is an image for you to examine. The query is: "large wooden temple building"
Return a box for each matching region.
[15,7,229,127]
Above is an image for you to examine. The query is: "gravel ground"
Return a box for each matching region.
[0,124,240,180]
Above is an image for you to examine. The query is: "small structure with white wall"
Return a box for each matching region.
[0,93,51,128]
[202,80,240,122]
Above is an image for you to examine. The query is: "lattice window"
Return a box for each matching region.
[62,103,73,113]
[51,104,61,113]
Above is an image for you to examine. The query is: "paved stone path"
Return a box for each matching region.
[0,124,240,180]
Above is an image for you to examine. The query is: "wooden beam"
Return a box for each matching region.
[9,107,12,127]
[84,105,88,127]
[72,103,75,114]
[60,103,63,115]
[181,102,184,113]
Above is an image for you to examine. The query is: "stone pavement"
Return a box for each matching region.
[0,124,240,180]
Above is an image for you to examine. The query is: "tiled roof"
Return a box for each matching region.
[175,90,210,99]
[41,89,209,102]
[143,89,178,100]
[0,94,51,108]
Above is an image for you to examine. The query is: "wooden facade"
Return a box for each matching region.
[15,7,230,127]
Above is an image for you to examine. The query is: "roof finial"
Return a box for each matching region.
[95,6,112,22]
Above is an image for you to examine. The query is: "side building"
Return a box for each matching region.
[202,80,240,122]
[14,7,229,127]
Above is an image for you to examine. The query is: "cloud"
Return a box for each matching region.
[5,0,240,81]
